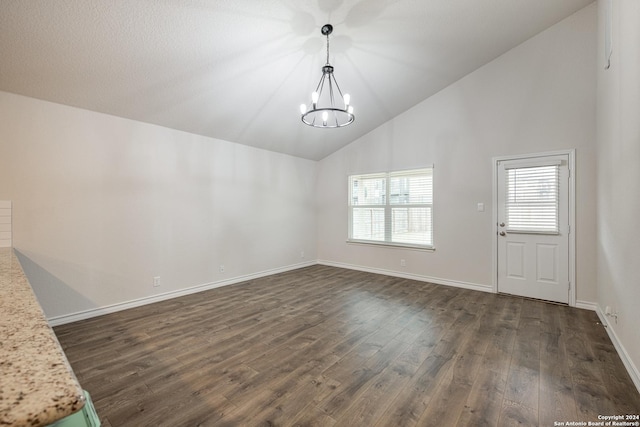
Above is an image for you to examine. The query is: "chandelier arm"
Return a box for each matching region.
[315,73,326,99]
[328,75,335,108]
[332,75,346,101]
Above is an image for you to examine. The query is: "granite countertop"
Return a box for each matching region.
[0,248,85,427]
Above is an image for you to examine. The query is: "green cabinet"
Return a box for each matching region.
[49,391,100,427]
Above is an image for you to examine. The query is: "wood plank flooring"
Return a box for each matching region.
[54,265,640,426]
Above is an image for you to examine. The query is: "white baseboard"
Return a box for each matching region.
[576,300,598,311]
[596,305,640,394]
[317,259,493,294]
[47,260,317,327]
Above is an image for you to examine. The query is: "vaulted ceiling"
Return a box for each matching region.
[0,0,593,160]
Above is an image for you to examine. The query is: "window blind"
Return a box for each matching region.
[505,165,559,233]
[349,168,433,248]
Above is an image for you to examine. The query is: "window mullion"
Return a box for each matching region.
[385,174,392,243]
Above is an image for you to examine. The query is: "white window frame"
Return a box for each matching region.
[347,167,434,250]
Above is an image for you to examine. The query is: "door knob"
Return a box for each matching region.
[499,231,506,236]
[499,222,505,227]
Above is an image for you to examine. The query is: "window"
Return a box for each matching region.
[505,164,559,233]
[348,168,433,248]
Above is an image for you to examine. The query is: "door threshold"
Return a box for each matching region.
[497,292,569,306]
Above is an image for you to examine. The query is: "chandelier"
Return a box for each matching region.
[300,24,354,128]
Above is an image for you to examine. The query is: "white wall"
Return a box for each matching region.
[596,0,640,387]
[317,5,597,303]
[0,91,317,320]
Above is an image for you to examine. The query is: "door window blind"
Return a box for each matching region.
[505,165,559,233]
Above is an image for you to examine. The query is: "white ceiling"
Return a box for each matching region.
[0,0,593,160]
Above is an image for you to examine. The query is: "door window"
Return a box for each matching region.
[505,164,559,233]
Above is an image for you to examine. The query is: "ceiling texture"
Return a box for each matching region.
[0,0,593,160]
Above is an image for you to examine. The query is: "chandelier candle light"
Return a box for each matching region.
[300,24,354,128]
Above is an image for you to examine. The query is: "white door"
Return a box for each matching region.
[496,154,570,304]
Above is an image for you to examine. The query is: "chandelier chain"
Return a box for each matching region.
[326,33,330,65]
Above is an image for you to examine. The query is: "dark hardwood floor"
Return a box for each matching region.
[54,265,640,426]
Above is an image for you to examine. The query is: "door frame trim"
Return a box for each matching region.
[491,149,576,306]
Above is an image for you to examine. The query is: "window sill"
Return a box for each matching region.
[346,239,435,252]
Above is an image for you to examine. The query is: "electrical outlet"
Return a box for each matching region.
[400,259,406,267]
[605,306,619,324]
[153,276,160,287]
[219,265,225,273]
